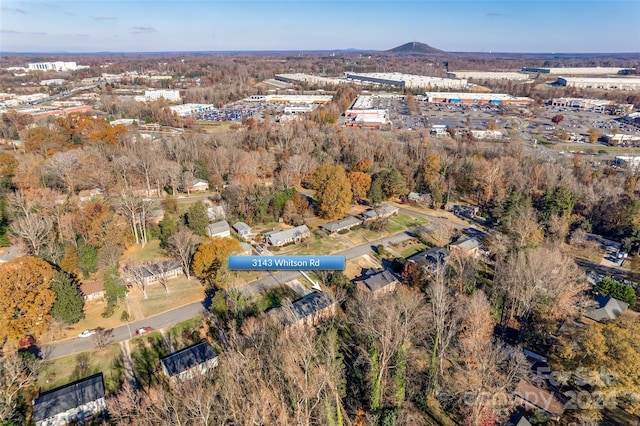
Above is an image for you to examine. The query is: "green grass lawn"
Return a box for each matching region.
[255,285,299,312]
[122,240,166,263]
[272,232,347,256]
[390,213,427,228]
[400,243,428,258]
[167,317,207,351]
[346,226,385,245]
[131,331,169,389]
[38,344,124,396]
[140,276,205,317]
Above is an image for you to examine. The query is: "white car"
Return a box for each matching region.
[78,329,96,338]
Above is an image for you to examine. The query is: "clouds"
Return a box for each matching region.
[1,29,46,36]
[130,26,156,34]
[1,6,26,14]
[486,12,504,17]
[91,15,118,21]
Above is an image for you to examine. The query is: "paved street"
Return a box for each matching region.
[41,205,459,359]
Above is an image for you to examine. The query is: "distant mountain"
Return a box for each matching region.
[385,41,446,55]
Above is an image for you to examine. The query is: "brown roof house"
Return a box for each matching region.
[513,380,565,422]
[270,291,337,328]
[449,235,482,256]
[353,268,399,296]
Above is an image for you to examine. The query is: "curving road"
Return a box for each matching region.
[42,206,461,359]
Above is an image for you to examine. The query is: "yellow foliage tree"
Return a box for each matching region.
[192,237,242,288]
[0,153,18,178]
[0,256,55,347]
[554,318,640,417]
[347,171,371,203]
[310,164,352,220]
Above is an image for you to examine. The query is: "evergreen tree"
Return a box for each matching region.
[50,271,85,324]
[184,201,209,237]
[159,214,178,248]
[103,266,126,306]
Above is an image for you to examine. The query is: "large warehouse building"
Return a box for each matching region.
[247,94,333,104]
[447,71,529,81]
[28,61,89,72]
[424,92,534,105]
[275,73,344,86]
[555,77,640,91]
[345,72,467,90]
[522,67,633,75]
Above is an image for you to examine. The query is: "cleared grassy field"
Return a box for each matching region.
[139,276,205,317]
[38,344,124,396]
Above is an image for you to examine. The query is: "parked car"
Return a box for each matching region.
[135,327,153,336]
[78,329,96,338]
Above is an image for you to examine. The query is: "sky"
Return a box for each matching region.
[1,0,639,53]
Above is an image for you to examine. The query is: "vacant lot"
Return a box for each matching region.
[38,344,124,396]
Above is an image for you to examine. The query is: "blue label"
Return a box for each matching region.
[228,256,345,271]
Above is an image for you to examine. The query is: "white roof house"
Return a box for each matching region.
[206,221,231,238]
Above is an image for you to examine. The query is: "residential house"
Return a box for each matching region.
[353,268,399,296]
[264,224,310,247]
[206,221,231,238]
[207,205,226,221]
[513,380,565,422]
[78,188,104,202]
[583,295,629,323]
[32,373,106,426]
[80,281,105,301]
[233,221,252,237]
[187,179,209,193]
[510,414,532,426]
[127,259,183,287]
[0,244,23,263]
[271,291,337,328]
[239,242,253,256]
[146,208,164,226]
[407,247,449,273]
[406,192,431,205]
[320,216,362,234]
[160,341,218,382]
[449,235,482,256]
[362,204,399,221]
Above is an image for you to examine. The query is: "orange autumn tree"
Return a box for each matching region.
[192,237,242,288]
[0,256,56,347]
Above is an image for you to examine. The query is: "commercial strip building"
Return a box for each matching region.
[424,92,534,105]
[136,89,181,102]
[554,77,640,91]
[275,73,345,86]
[522,66,633,75]
[549,97,634,114]
[345,72,467,90]
[28,61,89,72]
[446,71,529,81]
[170,103,216,117]
[247,94,333,104]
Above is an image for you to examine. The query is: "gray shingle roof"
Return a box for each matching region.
[362,204,399,219]
[233,221,251,233]
[206,220,230,236]
[32,373,105,422]
[264,225,310,246]
[271,291,336,325]
[450,236,482,252]
[321,216,362,233]
[160,342,218,377]
[584,295,629,322]
[354,269,399,292]
[407,247,449,271]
